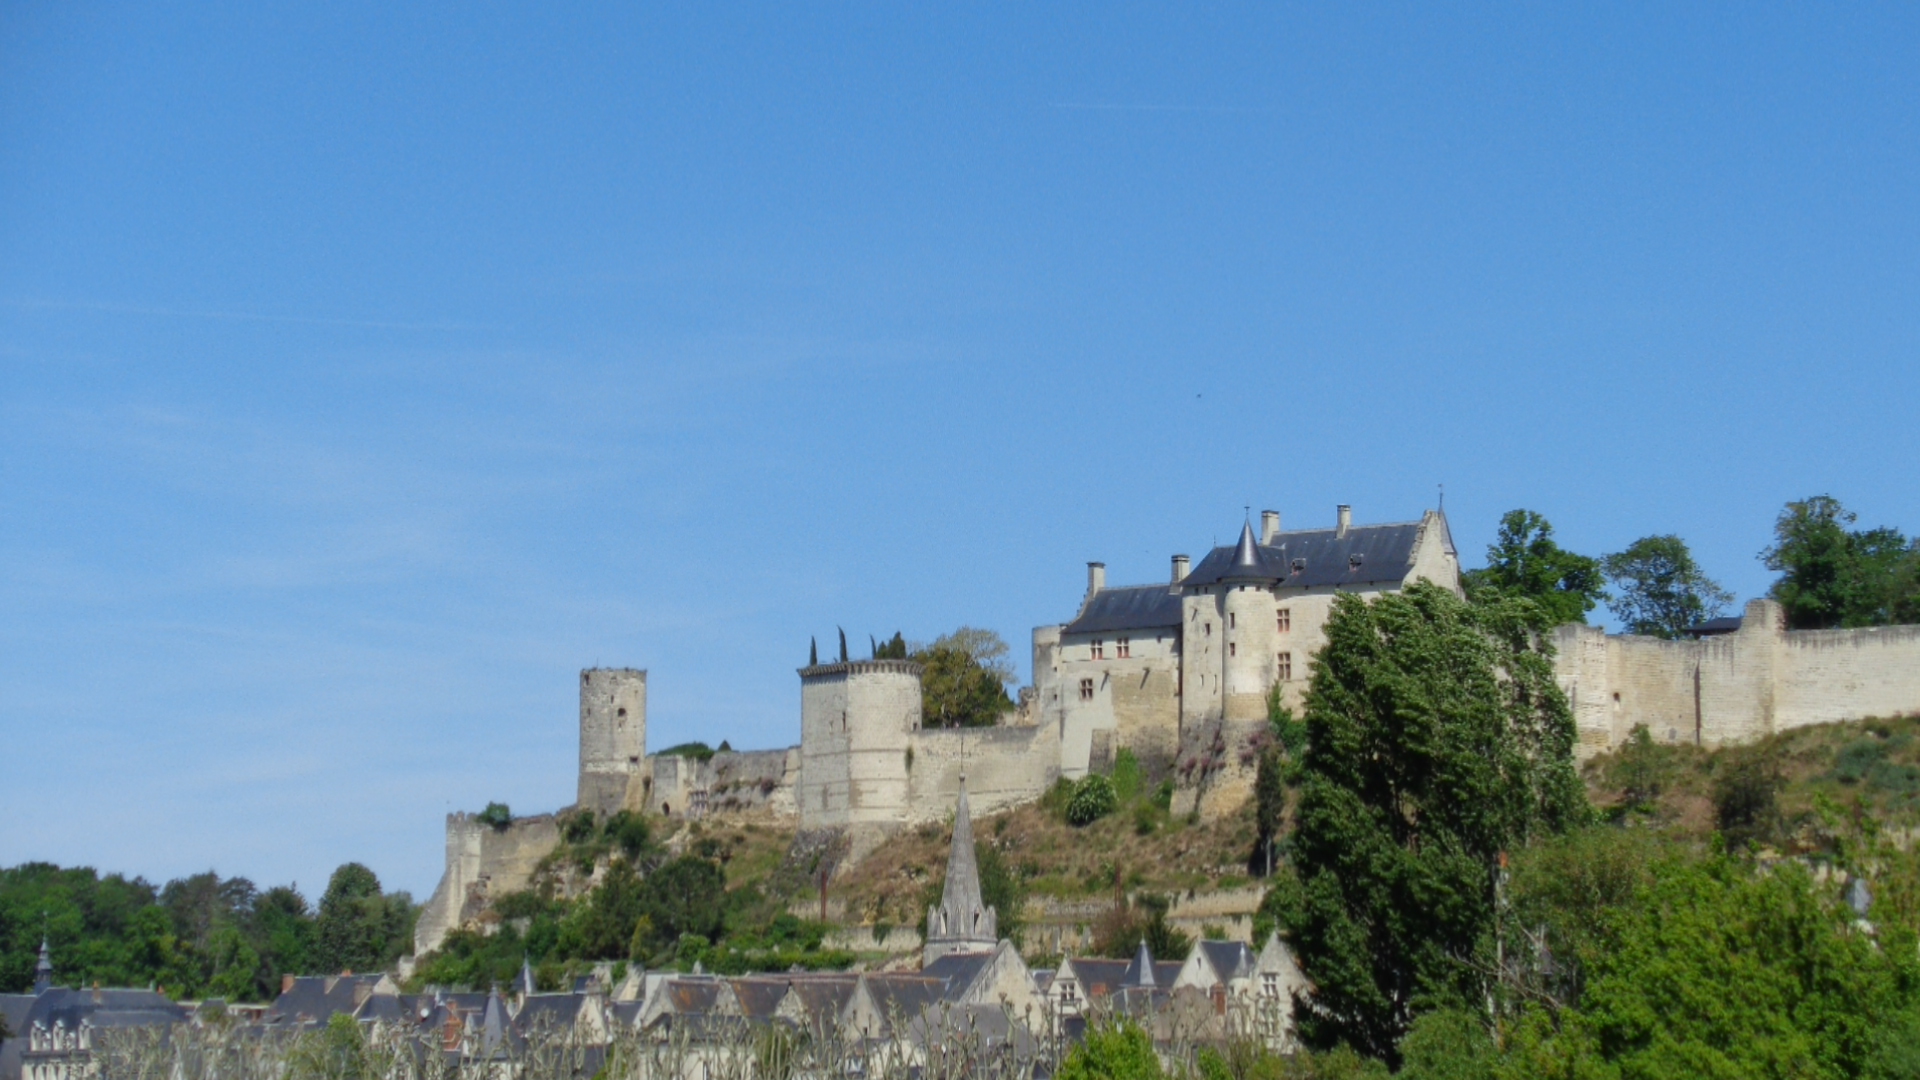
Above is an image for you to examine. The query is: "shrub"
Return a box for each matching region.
[657,742,716,762]
[1056,1019,1164,1080]
[1836,738,1888,784]
[561,810,597,844]
[1067,775,1118,826]
[1713,748,1782,849]
[475,802,512,828]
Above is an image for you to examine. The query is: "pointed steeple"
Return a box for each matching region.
[924,778,998,965]
[33,938,53,995]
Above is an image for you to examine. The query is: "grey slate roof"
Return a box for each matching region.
[1197,940,1256,983]
[1180,519,1429,590]
[1063,584,1182,635]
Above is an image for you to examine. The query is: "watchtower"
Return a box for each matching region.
[578,668,647,814]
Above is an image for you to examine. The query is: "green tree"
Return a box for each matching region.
[1762,495,1920,629]
[1056,1020,1165,1080]
[1462,509,1606,626]
[1602,534,1733,638]
[632,857,726,960]
[1277,582,1586,1062]
[915,627,1017,728]
[311,864,413,975]
[871,631,909,660]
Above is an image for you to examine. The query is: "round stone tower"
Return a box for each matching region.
[578,668,647,815]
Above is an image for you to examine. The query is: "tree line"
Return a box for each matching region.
[0,862,416,1001]
[1462,493,1920,637]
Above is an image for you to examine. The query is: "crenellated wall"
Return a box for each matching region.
[1554,598,1920,757]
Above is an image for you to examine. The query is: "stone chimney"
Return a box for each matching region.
[1261,510,1280,545]
[1087,562,1106,596]
[1172,554,1190,583]
[1336,504,1352,538]
[281,973,296,996]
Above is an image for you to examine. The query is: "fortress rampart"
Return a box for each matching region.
[1554,598,1920,756]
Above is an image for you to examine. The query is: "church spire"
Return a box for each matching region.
[924,778,998,964]
[34,937,53,995]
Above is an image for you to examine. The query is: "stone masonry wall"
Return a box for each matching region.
[905,720,1061,824]
[1554,598,1920,758]
[578,669,647,815]
[414,812,563,957]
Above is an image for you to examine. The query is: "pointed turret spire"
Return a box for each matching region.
[923,778,998,965]
[33,938,53,995]
[1123,938,1156,988]
[1233,519,1261,568]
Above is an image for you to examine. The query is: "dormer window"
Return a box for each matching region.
[1291,558,1306,573]
[1349,552,1365,569]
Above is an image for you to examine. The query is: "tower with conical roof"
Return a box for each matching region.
[924,780,998,965]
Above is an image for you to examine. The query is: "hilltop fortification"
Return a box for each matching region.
[414,503,1920,957]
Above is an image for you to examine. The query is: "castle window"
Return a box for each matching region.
[1079,678,1094,701]
[1229,643,1237,657]
[617,707,626,717]
[1277,609,1291,633]
[1116,637,1131,658]
[1278,652,1293,680]
[1204,622,1211,636]
[1229,612,1237,629]
[1091,639,1105,660]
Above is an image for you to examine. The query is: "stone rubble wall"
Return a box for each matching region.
[414,812,563,957]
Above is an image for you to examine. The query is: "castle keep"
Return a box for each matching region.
[415,502,1920,957]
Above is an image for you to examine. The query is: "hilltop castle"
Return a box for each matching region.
[416,503,1920,957]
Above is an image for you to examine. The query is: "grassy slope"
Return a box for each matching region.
[1581,714,1920,848]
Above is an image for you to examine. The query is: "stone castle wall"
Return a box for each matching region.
[1554,598,1920,757]
[414,812,563,957]
[648,747,799,818]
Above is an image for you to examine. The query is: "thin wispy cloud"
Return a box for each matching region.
[4,297,485,333]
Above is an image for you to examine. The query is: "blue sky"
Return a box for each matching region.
[3,4,1916,901]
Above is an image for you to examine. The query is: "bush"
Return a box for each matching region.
[1056,1020,1164,1080]
[1712,748,1782,849]
[475,802,512,828]
[1067,775,1118,826]
[561,810,597,844]
[1836,739,1888,784]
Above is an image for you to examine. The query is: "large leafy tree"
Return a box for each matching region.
[1602,534,1734,638]
[1462,510,1606,626]
[312,864,415,976]
[1762,495,1920,629]
[1275,582,1586,1062]
[915,627,1017,728]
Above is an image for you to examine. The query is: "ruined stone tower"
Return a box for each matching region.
[578,668,647,814]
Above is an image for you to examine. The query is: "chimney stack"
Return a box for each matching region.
[1172,554,1190,583]
[281,974,296,996]
[1087,562,1106,596]
[1260,510,1280,545]
[1336,505,1352,538]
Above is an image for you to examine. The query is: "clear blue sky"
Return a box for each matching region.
[3,4,1916,901]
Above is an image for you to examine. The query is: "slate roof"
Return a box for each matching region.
[728,979,791,1020]
[265,975,388,1027]
[920,953,993,1000]
[785,976,858,1027]
[1063,585,1182,635]
[858,975,949,1027]
[1197,940,1256,983]
[1179,519,1430,590]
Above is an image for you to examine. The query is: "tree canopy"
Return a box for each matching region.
[1762,495,1920,629]
[1271,582,1586,1062]
[914,627,1017,728]
[0,860,402,1001]
[1462,509,1606,626]
[1602,533,1734,638]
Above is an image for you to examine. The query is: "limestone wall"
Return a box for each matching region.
[905,721,1061,823]
[648,747,800,818]
[1554,599,1920,757]
[414,812,564,957]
